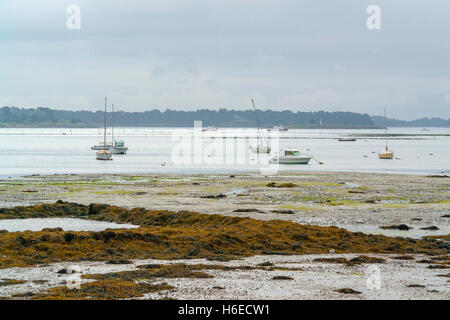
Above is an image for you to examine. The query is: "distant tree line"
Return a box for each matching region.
[371,115,450,128]
[0,106,448,128]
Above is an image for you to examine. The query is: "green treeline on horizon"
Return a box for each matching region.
[0,106,449,128]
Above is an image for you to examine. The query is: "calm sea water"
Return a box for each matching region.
[0,127,449,177]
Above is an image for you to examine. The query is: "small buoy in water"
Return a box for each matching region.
[429,153,433,156]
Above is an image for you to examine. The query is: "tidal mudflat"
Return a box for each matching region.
[0,172,448,299]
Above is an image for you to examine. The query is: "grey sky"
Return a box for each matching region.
[1,0,449,120]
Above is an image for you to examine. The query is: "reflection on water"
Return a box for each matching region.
[0,127,449,177]
[0,218,138,232]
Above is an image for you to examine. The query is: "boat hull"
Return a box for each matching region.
[378,152,394,159]
[96,151,113,160]
[269,156,311,164]
[250,146,271,154]
[91,145,114,151]
[110,147,128,154]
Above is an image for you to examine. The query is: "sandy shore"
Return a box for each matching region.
[0,171,448,299]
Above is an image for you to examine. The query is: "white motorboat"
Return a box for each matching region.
[110,140,128,154]
[269,148,312,164]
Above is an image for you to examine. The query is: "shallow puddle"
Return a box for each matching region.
[341,224,450,239]
[0,218,139,232]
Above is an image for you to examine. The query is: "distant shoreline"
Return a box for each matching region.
[2,106,449,128]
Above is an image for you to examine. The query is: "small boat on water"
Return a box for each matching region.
[378,108,394,160]
[249,99,271,154]
[338,137,356,142]
[96,149,112,160]
[92,103,128,154]
[96,97,113,161]
[378,147,394,159]
[110,140,128,154]
[269,148,312,164]
[268,125,288,132]
[202,126,217,132]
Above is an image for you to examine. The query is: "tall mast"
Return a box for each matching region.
[111,103,114,144]
[384,107,388,150]
[104,97,107,148]
[251,99,268,146]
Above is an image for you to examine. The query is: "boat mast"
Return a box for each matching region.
[251,99,268,147]
[384,107,388,150]
[104,97,107,149]
[111,103,114,144]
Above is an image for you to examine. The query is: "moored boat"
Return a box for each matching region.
[110,140,128,154]
[378,108,394,160]
[269,148,311,164]
[96,149,112,160]
[96,97,113,161]
[268,125,288,132]
[249,99,271,154]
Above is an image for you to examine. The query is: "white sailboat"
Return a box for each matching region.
[96,97,113,161]
[249,99,271,154]
[378,108,394,160]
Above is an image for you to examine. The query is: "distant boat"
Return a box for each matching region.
[109,104,128,155]
[421,128,431,132]
[269,148,311,164]
[378,108,394,160]
[249,99,271,154]
[338,137,356,142]
[202,126,217,132]
[110,140,128,154]
[91,104,128,154]
[96,97,113,161]
[268,125,288,132]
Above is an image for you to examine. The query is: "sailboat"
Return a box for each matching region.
[109,104,128,155]
[378,108,394,160]
[249,99,271,154]
[96,97,113,161]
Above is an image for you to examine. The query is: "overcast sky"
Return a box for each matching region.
[1,0,449,119]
